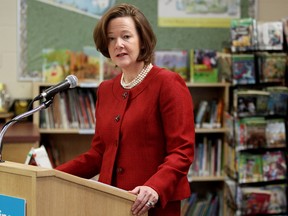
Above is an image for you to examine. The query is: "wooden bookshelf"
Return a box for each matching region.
[186,82,230,216]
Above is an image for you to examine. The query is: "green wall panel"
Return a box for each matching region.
[26,0,248,73]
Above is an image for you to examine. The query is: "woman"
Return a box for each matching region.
[56,3,195,216]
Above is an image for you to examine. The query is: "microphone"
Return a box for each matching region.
[35,75,78,100]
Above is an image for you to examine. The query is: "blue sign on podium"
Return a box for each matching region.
[0,194,26,216]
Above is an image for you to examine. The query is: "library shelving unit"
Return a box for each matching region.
[183,82,234,216]
[33,81,232,215]
[228,78,288,216]
[225,18,288,215]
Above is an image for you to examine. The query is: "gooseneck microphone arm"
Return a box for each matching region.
[0,99,53,163]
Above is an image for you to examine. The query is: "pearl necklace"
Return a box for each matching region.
[120,63,152,89]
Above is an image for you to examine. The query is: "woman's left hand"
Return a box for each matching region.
[129,186,159,215]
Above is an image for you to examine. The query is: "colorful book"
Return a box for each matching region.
[265,119,286,148]
[190,49,218,83]
[265,184,287,214]
[257,21,284,50]
[230,18,257,52]
[262,151,286,181]
[257,52,286,83]
[266,86,288,115]
[154,50,189,81]
[232,54,256,85]
[238,153,263,183]
[240,187,271,215]
[235,90,270,117]
[242,117,267,149]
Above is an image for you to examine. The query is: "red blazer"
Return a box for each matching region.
[56,66,195,208]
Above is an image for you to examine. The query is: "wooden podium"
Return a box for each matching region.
[0,161,147,216]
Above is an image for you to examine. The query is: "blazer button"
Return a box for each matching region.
[122,92,128,99]
[116,167,124,174]
[115,115,120,122]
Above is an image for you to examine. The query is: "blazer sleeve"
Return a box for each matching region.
[144,72,195,208]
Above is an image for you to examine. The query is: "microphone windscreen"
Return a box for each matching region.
[66,75,78,88]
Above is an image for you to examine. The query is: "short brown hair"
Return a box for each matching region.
[93,3,157,64]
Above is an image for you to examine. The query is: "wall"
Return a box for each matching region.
[0,0,287,100]
[256,0,288,22]
[0,0,31,99]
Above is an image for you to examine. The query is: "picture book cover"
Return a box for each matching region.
[240,187,271,215]
[230,18,257,52]
[262,151,286,181]
[265,184,287,214]
[265,119,286,148]
[266,86,288,115]
[243,117,267,149]
[236,90,270,117]
[190,49,218,83]
[238,153,263,183]
[154,50,189,81]
[257,21,284,50]
[232,54,256,85]
[257,52,286,83]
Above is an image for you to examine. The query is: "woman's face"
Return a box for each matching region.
[107,17,142,70]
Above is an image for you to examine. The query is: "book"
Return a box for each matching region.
[230,18,257,52]
[242,117,267,149]
[154,50,189,81]
[265,184,287,214]
[262,151,286,181]
[25,145,53,169]
[190,49,218,83]
[257,52,286,83]
[265,119,286,148]
[240,187,271,215]
[266,86,288,115]
[195,100,208,128]
[257,21,284,50]
[216,139,222,176]
[232,54,256,85]
[238,153,263,183]
[235,90,270,117]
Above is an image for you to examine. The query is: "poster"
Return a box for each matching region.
[37,0,115,19]
[158,0,241,28]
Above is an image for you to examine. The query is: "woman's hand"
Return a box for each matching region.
[129,186,159,215]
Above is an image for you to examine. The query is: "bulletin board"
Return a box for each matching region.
[22,0,250,80]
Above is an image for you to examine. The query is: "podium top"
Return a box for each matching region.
[0,161,136,202]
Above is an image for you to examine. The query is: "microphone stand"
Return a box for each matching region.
[0,99,53,163]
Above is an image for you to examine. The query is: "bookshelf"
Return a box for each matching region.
[184,82,232,216]
[226,17,288,216]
